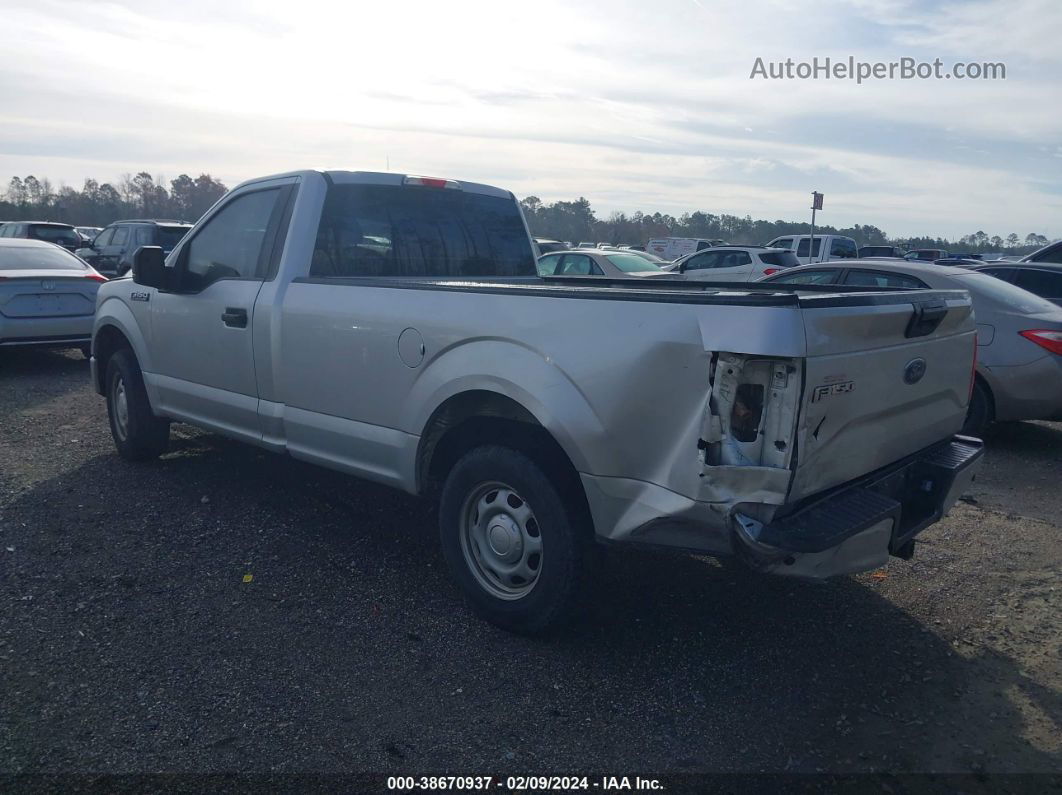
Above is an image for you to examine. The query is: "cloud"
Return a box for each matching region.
[0,0,1058,238]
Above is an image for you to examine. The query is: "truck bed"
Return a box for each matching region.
[293,273,968,308]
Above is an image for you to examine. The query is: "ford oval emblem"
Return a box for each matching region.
[904,358,927,385]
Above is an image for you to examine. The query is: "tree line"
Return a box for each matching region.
[1,172,1053,255]
[520,196,1054,255]
[1,172,228,228]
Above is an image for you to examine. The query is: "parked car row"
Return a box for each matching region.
[0,218,192,277]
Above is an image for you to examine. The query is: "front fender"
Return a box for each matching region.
[93,295,155,397]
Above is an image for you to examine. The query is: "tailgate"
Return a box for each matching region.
[787,290,975,502]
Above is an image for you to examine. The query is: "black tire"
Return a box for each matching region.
[439,445,589,634]
[961,379,992,437]
[105,348,169,461]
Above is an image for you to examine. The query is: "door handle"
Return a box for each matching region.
[221,307,248,328]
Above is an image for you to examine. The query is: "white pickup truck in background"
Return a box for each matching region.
[765,234,860,265]
[91,170,983,633]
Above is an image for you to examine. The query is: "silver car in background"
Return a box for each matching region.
[762,259,1062,433]
[0,238,107,356]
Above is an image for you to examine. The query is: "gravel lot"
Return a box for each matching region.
[1,348,1059,780]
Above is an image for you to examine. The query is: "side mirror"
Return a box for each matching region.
[132,246,171,290]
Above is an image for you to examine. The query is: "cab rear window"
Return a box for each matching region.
[311,185,535,278]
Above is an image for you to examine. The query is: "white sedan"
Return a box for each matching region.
[0,238,107,356]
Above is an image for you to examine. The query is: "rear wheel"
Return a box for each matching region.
[962,379,992,436]
[105,348,169,460]
[439,445,588,634]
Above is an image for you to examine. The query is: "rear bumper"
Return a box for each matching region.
[0,313,93,346]
[733,435,984,578]
[984,356,1062,422]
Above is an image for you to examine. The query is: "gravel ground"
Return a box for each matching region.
[1,348,1059,781]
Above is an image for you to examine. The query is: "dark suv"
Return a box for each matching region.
[76,219,192,277]
[0,221,82,252]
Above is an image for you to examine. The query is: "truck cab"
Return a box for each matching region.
[765,234,859,265]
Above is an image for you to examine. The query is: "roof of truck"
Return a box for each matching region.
[233,170,512,199]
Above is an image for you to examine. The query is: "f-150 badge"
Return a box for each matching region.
[130,291,150,302]
[811,380,854,402]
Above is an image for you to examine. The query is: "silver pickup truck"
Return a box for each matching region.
[91,170,983,633]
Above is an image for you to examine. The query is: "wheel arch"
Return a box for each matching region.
[92,323,134,395]
[416,390,594,534]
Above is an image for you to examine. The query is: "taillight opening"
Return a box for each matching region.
[85,272,107,282]
[762,268,780,276]
[1019,329,1062,356]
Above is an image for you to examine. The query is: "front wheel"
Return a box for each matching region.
[105,348,170,461]
[439,445,588,634]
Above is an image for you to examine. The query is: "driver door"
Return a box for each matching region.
[148,180,294,443]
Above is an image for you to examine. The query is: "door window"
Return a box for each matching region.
[796,238,823,257]
[844,270,928,289]
[1028,244,1062,264]
[94,228,114,247]
[537,254,563,275]
[685,251,751,271]
[770,238,793,250]
[768,270,839,285]
[830,238,857,258]
[1015,269,1062,301]
[184,188,282,290]
[556,254,595,275]
[111,226,129,247]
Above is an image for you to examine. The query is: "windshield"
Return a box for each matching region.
[954,272,1059,315]
[605,253,662,273]
[157,226,190,251]
[630,251,666,264]
[0,244,87,271]
[30,224,79,245]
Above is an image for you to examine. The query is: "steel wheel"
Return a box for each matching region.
[460,481,543,600]
[112,374,130,442]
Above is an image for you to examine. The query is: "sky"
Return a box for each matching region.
[0,0,1059,239]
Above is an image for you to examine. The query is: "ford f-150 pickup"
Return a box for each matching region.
[91,170,983,633]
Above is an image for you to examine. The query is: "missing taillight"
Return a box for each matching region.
[730,383,764,442]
